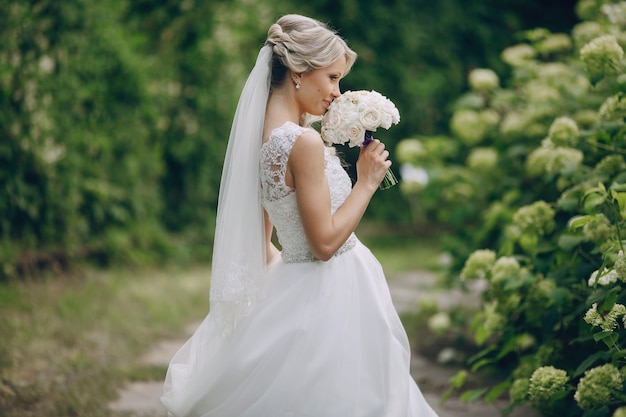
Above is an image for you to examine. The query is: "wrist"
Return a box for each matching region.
[354,179,378,196]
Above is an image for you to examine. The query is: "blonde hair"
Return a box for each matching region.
[265,14,357,89]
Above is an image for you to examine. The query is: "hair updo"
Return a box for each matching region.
[264,14,357,89]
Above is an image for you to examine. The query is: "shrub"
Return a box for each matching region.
[399,0,626,415]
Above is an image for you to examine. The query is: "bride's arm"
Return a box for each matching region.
[264,209,280,263]
[289,130,390,261]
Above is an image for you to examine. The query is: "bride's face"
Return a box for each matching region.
[297,56,346,116]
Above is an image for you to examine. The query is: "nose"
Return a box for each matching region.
[331,87,341,99]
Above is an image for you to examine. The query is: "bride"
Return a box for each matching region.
[161,13,439,417]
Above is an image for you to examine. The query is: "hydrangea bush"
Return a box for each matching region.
[398,1,626,415]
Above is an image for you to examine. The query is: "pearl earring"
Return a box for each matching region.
[295,82,300,90]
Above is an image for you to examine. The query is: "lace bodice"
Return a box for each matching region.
[260,121,356,263]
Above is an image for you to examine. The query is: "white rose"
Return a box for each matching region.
[324,109,342,130]
[380,113,393,130]
[359,107,383,131]
[320,126,337,145]
[346,124,366,147]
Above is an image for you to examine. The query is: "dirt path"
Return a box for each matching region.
[109,270,539,417]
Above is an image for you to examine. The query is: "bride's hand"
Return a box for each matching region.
[356,138,391,191]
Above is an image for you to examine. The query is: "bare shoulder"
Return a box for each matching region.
[290,128,324,159]
[288,129,326,184]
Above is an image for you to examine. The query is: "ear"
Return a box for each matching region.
[291,71,302,85]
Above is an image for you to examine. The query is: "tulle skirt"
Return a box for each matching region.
[161,240,438,417]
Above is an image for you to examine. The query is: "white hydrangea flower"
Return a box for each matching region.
[501,43,536,67]
[460,249,496,280]
[602,3,626,27]
[491,256,521,284]
[466,147,498,172]
[399,163,429,186]
[526,146,553,177]
[38,55,55,74]
[483,301,505,334]
[544,147,584,176]
[436,347,460,364]
[614,253,626,281]
[580,35,624,78]
[572,21,604,49]
[536,33,572,55]
[396,139,425,164]
[575,364,623,410]
[599,93,626,121]
[584,303,626,331]
[588,268,620,286]
[525,80,561,103]
[548,117,579,147]
[450,109,499,145]
[427,312,451,335]
[468,68,500,92]
[515,333,536,351]
[500,112,530,139]
[528,366,569,406]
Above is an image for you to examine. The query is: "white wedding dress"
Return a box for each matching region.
[161,121,438,417]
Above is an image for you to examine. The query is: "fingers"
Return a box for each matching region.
[356,138,392,188]
[365,139,389,160]
[365,138,383,152]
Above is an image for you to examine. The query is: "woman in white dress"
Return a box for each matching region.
[161,14,439,417]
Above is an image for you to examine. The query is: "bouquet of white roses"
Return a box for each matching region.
[321,90,400,189]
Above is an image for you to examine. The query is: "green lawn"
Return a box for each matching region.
[0,265,210,417]
[361,234,444,274]
[0,234,443,416]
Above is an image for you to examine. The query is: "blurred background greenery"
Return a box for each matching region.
[0,0,578,277]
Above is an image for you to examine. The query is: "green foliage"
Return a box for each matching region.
[0,0,580,277]
[297,0,579,221]
[0,1,168,276]
[123,0,280,232]
[398,0,626,415]
[0,0,282,277]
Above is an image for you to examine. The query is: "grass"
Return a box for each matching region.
[0,232,446,416]
[0,264,211,417]
[359,232,445,274]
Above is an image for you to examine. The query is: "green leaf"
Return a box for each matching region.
[572,351,609,377]
[611,349,626,362]
[448,370,468,389]
[593,330,618,348]
[584,193,606,213]
[568,215,593,229]
[610,182,626,192]
[484,380,511,404]
[557,196,580,211]
[471,358,496,372]
[581,406,611,417]
[503,270,535,291]
[598,290,618,314]
[587,287,613,305]
[592,330,614,342]
[548,287,571,306]
[610,190,626,215]
[557,234,586,249]
[474,323,491,346]
[461,388,488,403]
[467,345,499,365]
[441,370,468,405]
[495,336,518,360]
